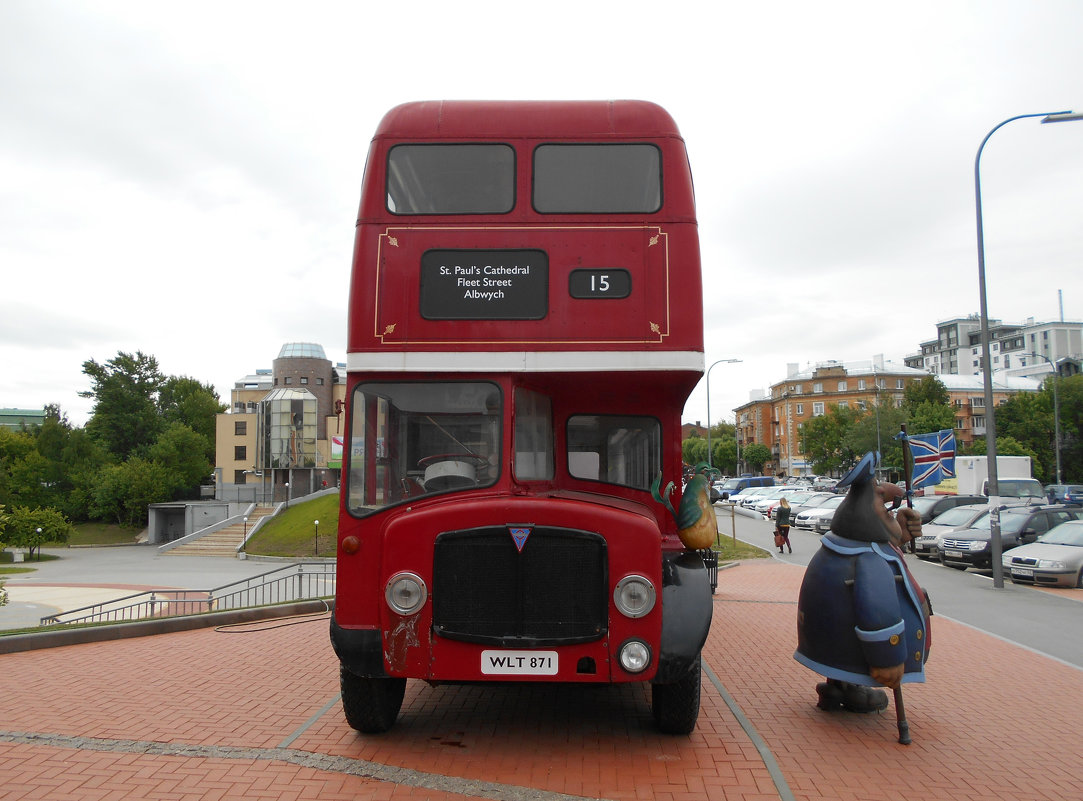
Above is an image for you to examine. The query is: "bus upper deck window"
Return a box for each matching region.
[533,144,662,214]
[386,144,515,214]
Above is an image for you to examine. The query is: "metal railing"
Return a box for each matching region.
[40,562,336,627]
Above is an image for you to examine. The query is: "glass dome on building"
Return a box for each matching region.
[277,343,328,360]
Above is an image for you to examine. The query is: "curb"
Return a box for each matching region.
[0,599,333,655]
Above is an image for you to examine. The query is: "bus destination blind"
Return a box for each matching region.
[420,249,549,320]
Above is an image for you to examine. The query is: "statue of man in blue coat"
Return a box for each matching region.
[794,452,931,713]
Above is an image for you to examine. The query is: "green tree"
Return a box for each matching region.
[158,376,225,461]
[712,436,738,474]
[903,375,950,408]
[1054,374,1083,482]
[82,351,165,460]
[966,435,1044,481]
[906,400,957,439]
[742,442,771,472]
[0,428,37,507]
[843,404,907,472]
[5,505,73,559]
[148,423,213,494]
[984,389,1060,480]
[799,405,862,475]
[91,458,174,526]
[682,433,707,466]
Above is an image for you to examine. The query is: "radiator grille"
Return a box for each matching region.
[432,526,608,646]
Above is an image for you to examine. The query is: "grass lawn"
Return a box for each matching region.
[244,494,340,557]
[65,522,144,547]
[713,534,769,561]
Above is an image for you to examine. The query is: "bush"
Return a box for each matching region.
[5,506,74,559]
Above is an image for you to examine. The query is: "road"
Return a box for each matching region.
[714,502,1083,669]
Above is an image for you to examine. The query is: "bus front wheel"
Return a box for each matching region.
[651,653,701,734]
[340,665,406,733]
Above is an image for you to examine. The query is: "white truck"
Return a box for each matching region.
[931,455,1043,501]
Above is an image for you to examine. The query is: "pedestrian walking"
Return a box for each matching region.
[775,496,793,553]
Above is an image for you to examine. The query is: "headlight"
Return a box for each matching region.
[385,572,427,615]
[613,575,656,618]
[968,541,988,551]
[618,639,651,673]
[1039,559,1066,570]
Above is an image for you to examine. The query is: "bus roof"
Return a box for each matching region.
[373,100,683,140]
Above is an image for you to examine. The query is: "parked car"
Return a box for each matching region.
[1002,519,1083,588]
[812,477,838,492]
[913,503,990,560]
[939,505,1083,570]
[775,491,837,520]
[754,487,814,517]
[1061,485,1083,506]
[728,486,773,507]
[794,494,847,529]
[1044,484,1072,503]
[984,477,1046,503]
[737,486,777,508]
[716,475,775,500]
[907,494,987,524]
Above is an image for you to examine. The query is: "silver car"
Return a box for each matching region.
[1002,519,1083,587]
[794,494,846,529]
[914,503,990,560]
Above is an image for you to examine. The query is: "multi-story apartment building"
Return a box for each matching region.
[214,343,346,503]
[735,358,923,477]
[733,358,1040,477]
[936,373,1040,450]
[906,315,1083,378]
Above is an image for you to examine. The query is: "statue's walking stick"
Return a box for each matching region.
[893,686,911,745]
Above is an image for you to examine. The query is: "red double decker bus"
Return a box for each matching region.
[330,100,712,734]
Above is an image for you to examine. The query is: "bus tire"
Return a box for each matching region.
[651,653,701,735]
[339,665,406,733]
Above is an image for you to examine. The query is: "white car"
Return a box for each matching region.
[793,494,847,529]
[735,486,776,508]
[753,488,814,517]
[746,487,798,514]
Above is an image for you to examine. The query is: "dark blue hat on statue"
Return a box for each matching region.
[830,452,890,543]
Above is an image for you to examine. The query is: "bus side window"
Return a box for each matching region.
[514,388,554,481]
[566,415,661,491]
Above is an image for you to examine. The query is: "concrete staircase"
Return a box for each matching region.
[165,507,275,558]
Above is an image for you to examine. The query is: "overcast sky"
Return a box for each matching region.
[2,0,1081,429]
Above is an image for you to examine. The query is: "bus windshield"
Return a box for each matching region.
[347,381,501,514]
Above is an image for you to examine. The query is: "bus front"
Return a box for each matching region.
[331,101,711,734]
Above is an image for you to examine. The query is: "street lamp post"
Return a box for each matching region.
[1025,353,1062,484]
[705,358,742,468]
[974,109,1079,588]
[314,519,319,556]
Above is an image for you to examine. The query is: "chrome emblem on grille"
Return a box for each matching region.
[509,526,532,552]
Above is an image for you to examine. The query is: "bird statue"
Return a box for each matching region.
[652,462,718,550]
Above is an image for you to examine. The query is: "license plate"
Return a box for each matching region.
[481,650,558,675]
[1011,568,1033,577]
[945,550,963,558]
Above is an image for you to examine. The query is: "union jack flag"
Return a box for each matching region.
[907,429,957,489]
